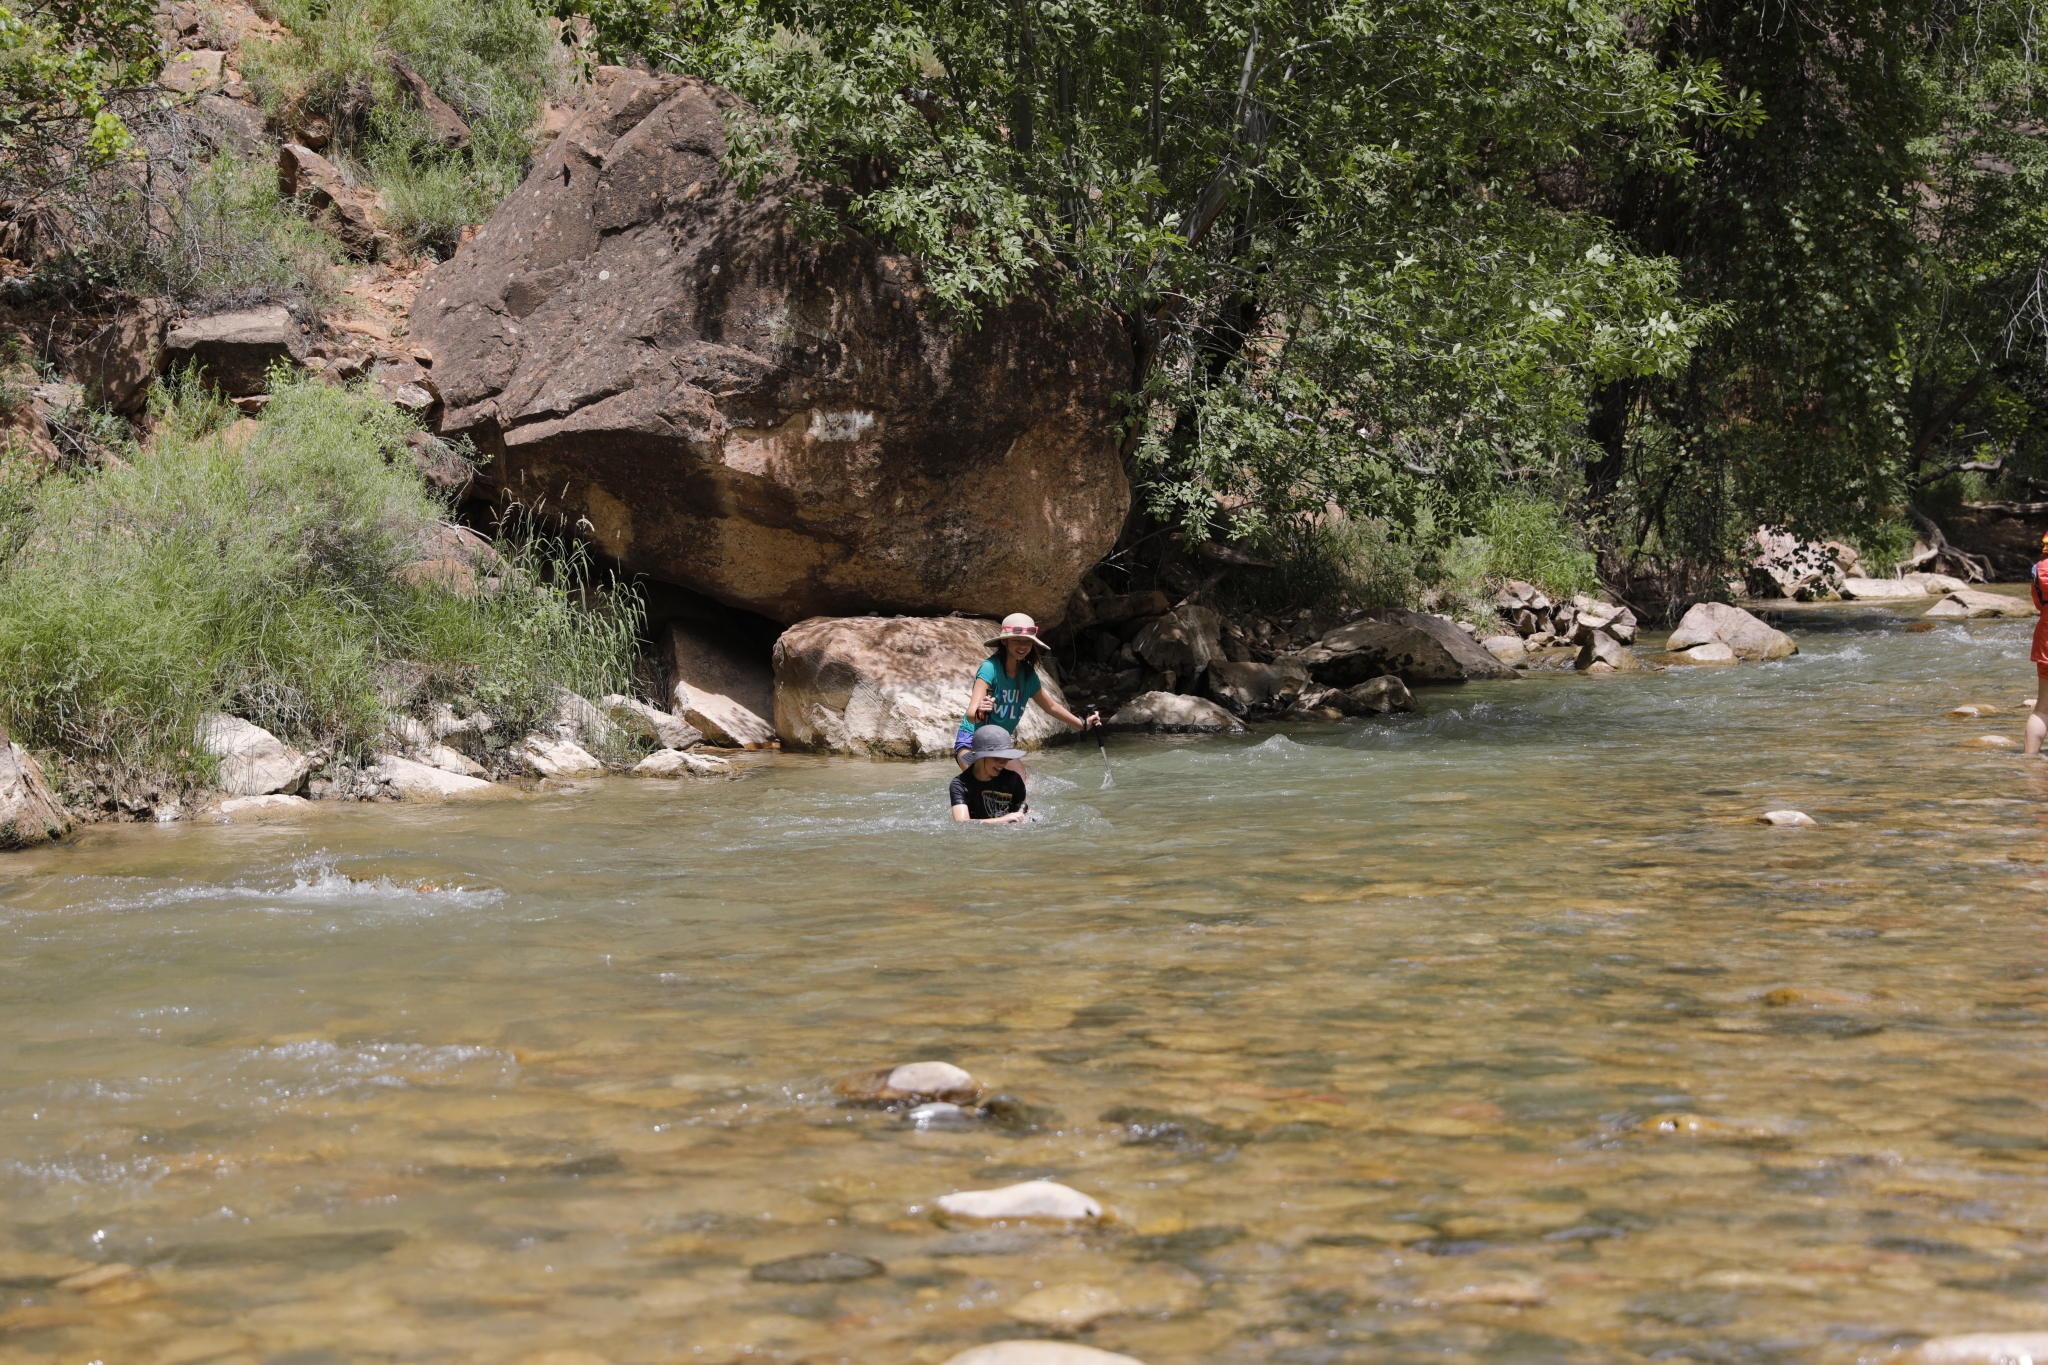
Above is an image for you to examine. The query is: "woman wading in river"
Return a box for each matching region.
[2028,532,2048,756]
[954,614,1100,769]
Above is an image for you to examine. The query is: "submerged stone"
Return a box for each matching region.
[748,1252,884,1284]
[1758,810,1817,827]
[942,1345,1147,1365]
[1908,1335,2048,1365]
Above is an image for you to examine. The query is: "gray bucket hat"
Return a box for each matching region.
[967,724,1026,761]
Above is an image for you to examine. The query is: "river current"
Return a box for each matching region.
[4,600,2047,1365]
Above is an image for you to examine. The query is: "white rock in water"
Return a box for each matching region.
[196,713,314,795]
[1008,1283,1125,1329]
[630,748,730,778]
[1666,602,1797,660]
[1667,641,1737,664]
[1839,577,1933,600]
[1965,734,2018,749]
[889,1061,976,1096]
[942,1344,1147,1365]
[218,794,312,819]
[1925,589,2036,619]
[937,1180,1101,1222]
[1910,1334,2048,1365]
[371,754,501,800]
[512,735,603,777]
[1107,691,1244,734]
[1758,810,1818,827]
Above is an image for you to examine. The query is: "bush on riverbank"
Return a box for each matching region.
[0,375,638,783]
[1230,493,1599,623]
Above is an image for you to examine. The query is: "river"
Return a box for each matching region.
[3,601,2047,1365]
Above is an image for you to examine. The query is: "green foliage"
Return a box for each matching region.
[1587,0,2048,569]
[248,0,562,254]
[562,0,1744,553]
[1472,495,1599,601]
[0,0,158,215]
[0,376,639,778]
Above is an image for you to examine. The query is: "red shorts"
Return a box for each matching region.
[2037,662,2048,680]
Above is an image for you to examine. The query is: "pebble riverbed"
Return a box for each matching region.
[3,598,2048,1365]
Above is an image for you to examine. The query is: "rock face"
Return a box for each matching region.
[414,67,1132,627]
[668,621,774,748]
[0,737,71,850]
[196,714,314,796]
[1666,602,1798,660]
[1924,588,2035,619]
[773,616,1073,757]
[1108,691,1244,734]
[1286,612,1516,687]
[162,307,307,397]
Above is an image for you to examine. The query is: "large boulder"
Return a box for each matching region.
[161,307,307,397]
[667,621,775,748]
[773,616,1073,757]
[1840,576,1931,600]
[196,714,314,796]
[277,143,385,260]
[414,67,1132,627]
[0,735,71,850]
[1204,659,1308,714]
[1665,602,1798,659]
[1283,611,1517,687]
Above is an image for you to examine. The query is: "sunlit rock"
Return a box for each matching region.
[371,754,502,800]
[1910,1335,2048,1365]
[1925,589,2035,619]
[836,1060,982,1106]
[1964,734,2018,748]
[1664,641,1736,664]
[0,738,70,849]
[1667,603,1796,660]
[941,1344,1148,1365]
[600,694,702,751]
[218,794,313,820]
[1758,810,1817,827]
[197,713,314,796]
[629,749,731,778]
[1107,692,1243,734]
[510,735,603,777]
[937,1180,1101,1222]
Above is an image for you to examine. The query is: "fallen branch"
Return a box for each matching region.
[1904,503,1992,582]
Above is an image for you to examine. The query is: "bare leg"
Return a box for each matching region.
[2028,691,2047,756]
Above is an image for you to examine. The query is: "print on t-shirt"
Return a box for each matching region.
[949,767,1029,821]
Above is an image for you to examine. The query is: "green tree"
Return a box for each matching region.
[561,0,1743,551]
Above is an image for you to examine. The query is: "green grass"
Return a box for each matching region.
[0,374,638,781]
[247,0,562,256]
[1471,493,1599,600]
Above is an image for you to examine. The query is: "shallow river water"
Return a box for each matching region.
[5,601,2048,1365]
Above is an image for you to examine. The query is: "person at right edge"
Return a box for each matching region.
[2028,530,2048,756]
[950,725,1031,824]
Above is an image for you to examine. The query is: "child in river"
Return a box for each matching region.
[2027,532,2048,756]
[950,725,1031,823]
[954,613,1100,769]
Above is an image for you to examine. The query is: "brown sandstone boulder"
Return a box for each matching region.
[773,616,1073,757]
[668,620,775,748]
[278,143,385,259]
[1283,611,1518,687]
[412,67,1132,627]
[161,306,307,396]
[388,57,471,151]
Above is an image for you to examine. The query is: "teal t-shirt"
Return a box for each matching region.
[963,657,1042,733]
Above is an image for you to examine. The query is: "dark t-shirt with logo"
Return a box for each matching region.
[949,767,1028,820]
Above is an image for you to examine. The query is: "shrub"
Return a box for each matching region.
[1473,494,1599,600]
[247,0,562,255]
[0,375,638,779]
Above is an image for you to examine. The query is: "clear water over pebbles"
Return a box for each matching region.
[2,600,2047,1364]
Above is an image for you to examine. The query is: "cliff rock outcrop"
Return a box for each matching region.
[413,68,1132,626]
